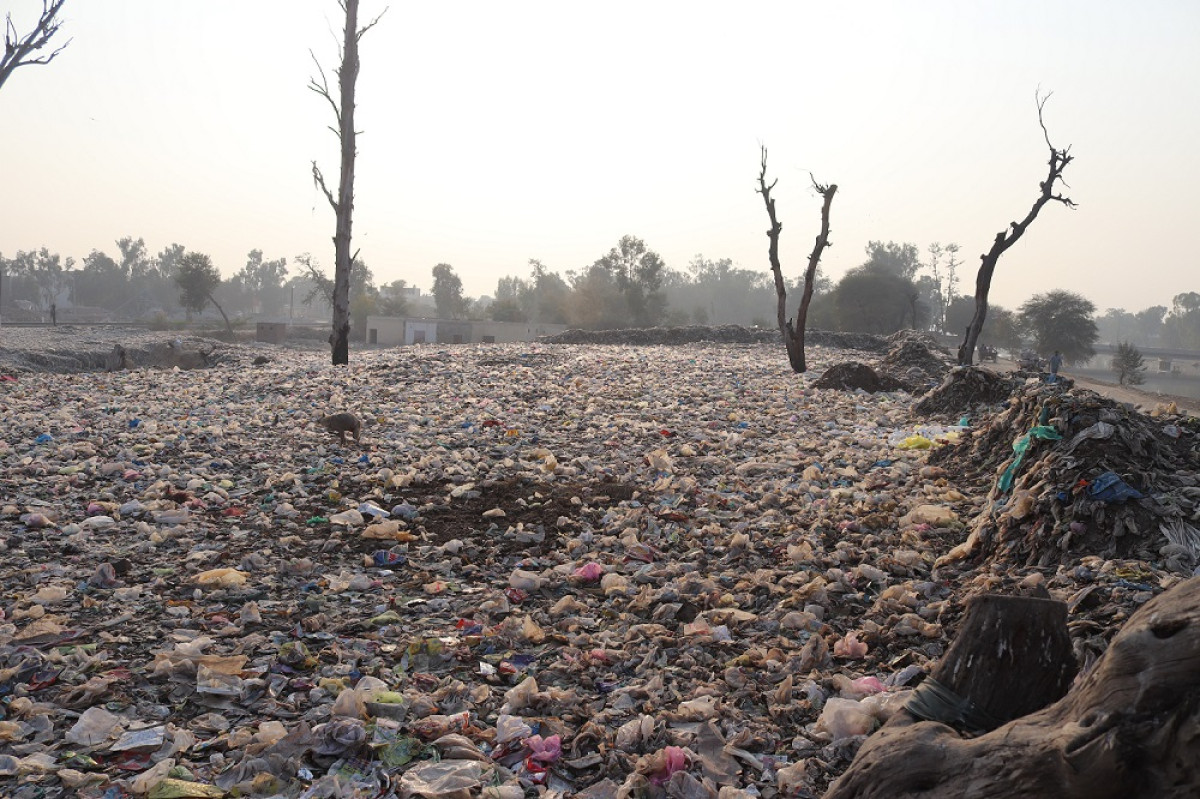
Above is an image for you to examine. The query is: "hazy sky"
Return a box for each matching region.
[3,1,1198,313]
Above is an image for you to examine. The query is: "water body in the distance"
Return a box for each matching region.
[1072,367,1200,401]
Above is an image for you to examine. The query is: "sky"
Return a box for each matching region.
[3,0,1198,314]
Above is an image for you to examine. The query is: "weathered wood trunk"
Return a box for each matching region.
[910,593,1076,733]
[330,0,359,367]
[757,149,835,375]
[956,93,1074,366]
[825,578,1200,798]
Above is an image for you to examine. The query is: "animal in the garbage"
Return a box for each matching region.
[317,412,361,443]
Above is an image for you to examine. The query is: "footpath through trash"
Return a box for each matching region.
[1,330,1198,798]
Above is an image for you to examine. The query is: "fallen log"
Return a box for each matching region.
[826,578,1200,798]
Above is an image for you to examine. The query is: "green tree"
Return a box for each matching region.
[377,279,409,316]
[566,263,627,329]
[527,260,571,323]
[593,235,667,327]
[233,249,289,315]
[664,255,778,327]
[1112,341,1146,386]
[1018,290,1097,365]
[986,306,1025,355]
[946,297,1022,354]
[29,248,71,312]
[431,263,466,319]
[489,297,526,322]
[1135,305,1167,344]
[75,249,124,310]
[862,240,922,281]
[1162,293,1200,350]
[174,251,232,333]
[831,266,916,334]
[151,243,187,311]
[1096,308,1137,345]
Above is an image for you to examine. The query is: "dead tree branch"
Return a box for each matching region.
[957,90,1076,366]
[757,146,835,373]
[1,0,70,92]
[311,161,338,213]
[311,0,387,366]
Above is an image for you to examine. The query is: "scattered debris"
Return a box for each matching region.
[1,333,1195,797]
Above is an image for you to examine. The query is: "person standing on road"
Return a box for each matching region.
[1048,350,1063,383]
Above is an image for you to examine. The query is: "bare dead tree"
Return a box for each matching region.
[1,0,69,93]
[757,146,836,373]
[310,0,385,365]
[957,91,1076,365]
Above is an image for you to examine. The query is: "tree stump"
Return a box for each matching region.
[825,578,1200,798]
[906,593,1076,734]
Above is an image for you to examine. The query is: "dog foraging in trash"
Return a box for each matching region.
[317,412,362,443]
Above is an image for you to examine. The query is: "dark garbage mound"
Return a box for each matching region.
[913,367,1022,418]
[880,332,954,384]
[814,331,955,395]
[875,333,955,393]
[813,361,909,393]
[933,383,1200,570]
[542,325,889,351]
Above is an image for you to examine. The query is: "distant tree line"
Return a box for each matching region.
[4,236,1199,356]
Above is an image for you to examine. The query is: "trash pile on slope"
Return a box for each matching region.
[877,332,953,390]
[931,382,1200,570]
[0,338,1190,798]
[912,367,1021,418]
[812,332,953,395]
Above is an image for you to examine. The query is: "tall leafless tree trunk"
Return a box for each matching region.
[310,0,384,365]
[757,147,836,373]
[957,92,1075,366]
[0,0,69,92]
[1,0,69,325]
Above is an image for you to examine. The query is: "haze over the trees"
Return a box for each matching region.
[2,2,1197,315]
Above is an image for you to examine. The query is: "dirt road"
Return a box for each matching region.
[992,358,1200,416]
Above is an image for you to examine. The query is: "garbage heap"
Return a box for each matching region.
[0,340,990,799]
[877,332,953,390]
[912,367,1022,418]
[813,331,953,395]
[931,383,1200,571]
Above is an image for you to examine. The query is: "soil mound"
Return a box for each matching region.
[813,361,908,392]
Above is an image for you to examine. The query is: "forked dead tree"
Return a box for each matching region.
[757,147,836,373]
[310,0,385,365]
[958,91,1075,365]
[0,0,69,92]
